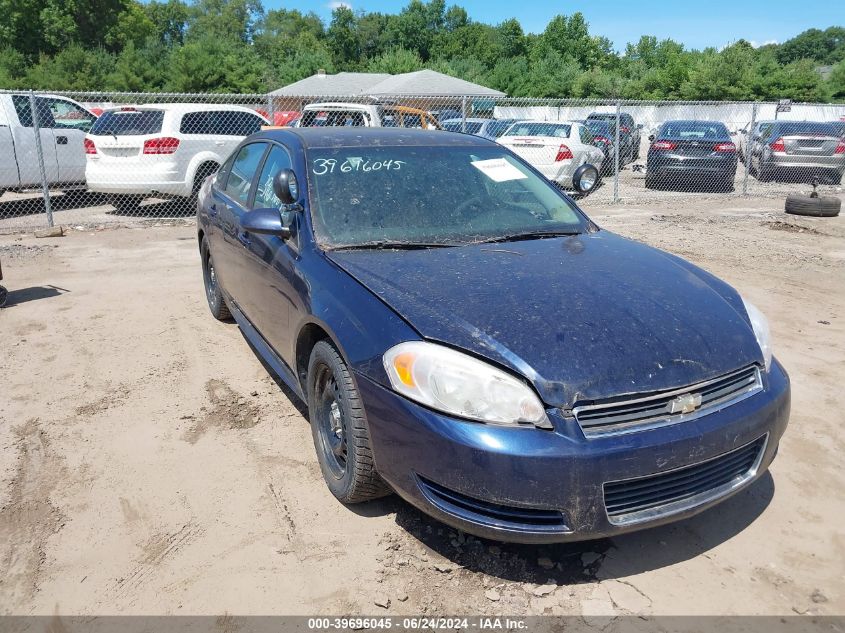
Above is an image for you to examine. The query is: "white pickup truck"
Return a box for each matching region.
[0,93,97,195]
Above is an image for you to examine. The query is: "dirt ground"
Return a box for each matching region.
[0,194,843,617]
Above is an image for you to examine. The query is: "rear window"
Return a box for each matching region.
[660,121,729,140]
[776,122,838,137]
[502,123,571,138]
[90,110,164,136]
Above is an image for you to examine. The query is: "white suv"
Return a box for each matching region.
[84,104,268,211]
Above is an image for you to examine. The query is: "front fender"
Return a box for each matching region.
[292,246,420,390]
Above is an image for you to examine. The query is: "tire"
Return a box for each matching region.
[192,163,218,195]
[108,194,143,213]
[0,285,7,308]
[784,194,840,218]
[757,160,772,182]
[572,163,600,195]
[307,340,390,504]
[200,236,232,321]
[645,174,658,189]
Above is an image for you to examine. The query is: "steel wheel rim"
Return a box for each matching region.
[315,365,348,479]
[204,252,217,302]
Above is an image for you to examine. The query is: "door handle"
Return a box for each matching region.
[56,135,68,145]
[214,141,225,146]
[237,231,251,247]
[208,202,218,216]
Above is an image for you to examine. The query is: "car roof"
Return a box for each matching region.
[254,127,499,149]
[661,119,727,125]
[102,103,264,115]
[303,102,376,110]
[442,117,489,124]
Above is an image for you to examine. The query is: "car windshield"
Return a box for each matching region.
[777,122,838,137]
[486,120,515,138]
[90,110,164,136]
[307,146,588,248]
[301,110,368,127]
[660,121,729,139]
[585,121,613,137]
[502,123,571,138]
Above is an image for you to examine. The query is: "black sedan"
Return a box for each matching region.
[197,128,788,543]
[646,120,738,191]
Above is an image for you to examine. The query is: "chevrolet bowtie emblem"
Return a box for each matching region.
[668,392,702,415]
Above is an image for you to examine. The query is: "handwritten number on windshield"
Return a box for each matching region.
[313,159,406,175]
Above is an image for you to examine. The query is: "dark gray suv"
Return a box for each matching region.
[586,112,642,165]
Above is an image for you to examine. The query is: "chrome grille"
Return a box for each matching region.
[603,434,767,525]
[573,365,762,438]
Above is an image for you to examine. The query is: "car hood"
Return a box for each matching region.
[327,232,762,408]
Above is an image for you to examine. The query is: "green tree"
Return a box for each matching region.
[167,36,266,92]
[106,40,169,91]
[144,0,189,47]
[828,59,845,99]
[326,6,360,69]
[367,47,423,74]
[0,47,26,88]
[23,44,116,89]
[776,27,845,65]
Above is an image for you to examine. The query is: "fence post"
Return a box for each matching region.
[613,100,621,203]
[742,102,757,197]
[266,95,274,125]
[28,90,54,228]
[461,95,467,133]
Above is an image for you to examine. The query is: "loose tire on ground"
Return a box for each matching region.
[784,194,841,218]
[307,340,391,504]
[200,236,232,321]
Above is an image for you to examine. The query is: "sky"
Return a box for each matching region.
[265,0,844,52]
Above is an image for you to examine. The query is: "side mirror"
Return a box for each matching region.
[273,169,299,205]
[648,134,655,142]
[241,208,291,238]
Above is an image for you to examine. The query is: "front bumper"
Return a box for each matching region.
[360,360,790,543]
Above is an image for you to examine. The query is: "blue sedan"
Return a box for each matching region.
[197,128,790,543]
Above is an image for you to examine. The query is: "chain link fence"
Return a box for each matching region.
[1,89,844,233]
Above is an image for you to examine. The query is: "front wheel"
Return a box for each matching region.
[307,341,390,504]
[200,236,231,321]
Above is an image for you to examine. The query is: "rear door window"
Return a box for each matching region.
[11,95,54,128]
[224,143,267,206]
[182,111,264,136]
[90,110,164,136]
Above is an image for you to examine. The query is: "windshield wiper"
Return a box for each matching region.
[470,230,582,245]
[330,240,460,251]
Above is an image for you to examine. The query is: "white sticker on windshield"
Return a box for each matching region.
[470,158,527,182]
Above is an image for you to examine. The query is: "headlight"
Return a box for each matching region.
[383,341,547,426]
[741,297,772,371]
